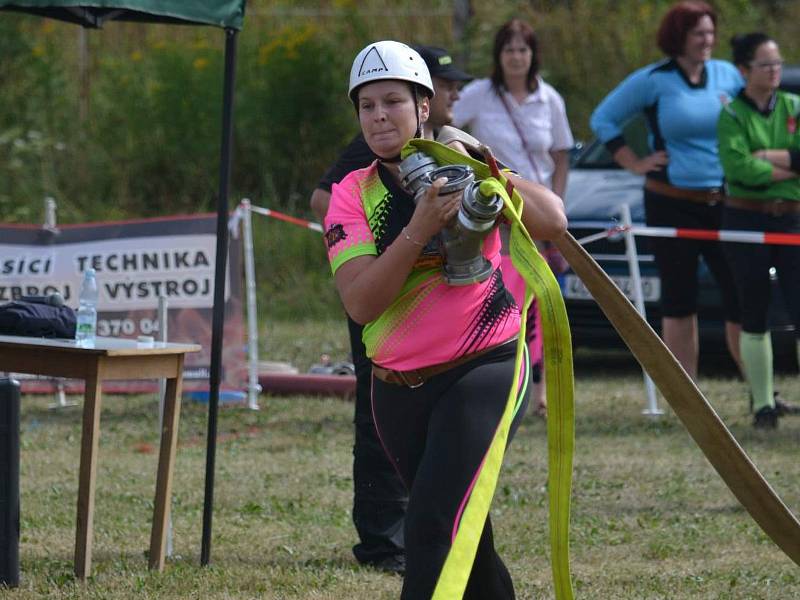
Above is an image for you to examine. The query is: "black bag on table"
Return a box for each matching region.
[0,301,77,339]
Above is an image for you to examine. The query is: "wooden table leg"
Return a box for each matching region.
[74,361,102,580]
[149,357,184,571]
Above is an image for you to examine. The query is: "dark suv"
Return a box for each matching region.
[563,66,800,371]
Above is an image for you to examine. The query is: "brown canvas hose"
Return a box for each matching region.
[553,231,800,566]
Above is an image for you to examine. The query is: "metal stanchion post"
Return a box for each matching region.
[43,197,57,232]
[619,204,663,416]
[241,200,262,410]
[157,296,174,557]
[48,380,77,410]
[43,197,76,410]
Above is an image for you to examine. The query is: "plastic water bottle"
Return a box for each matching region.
[75,268,99,346]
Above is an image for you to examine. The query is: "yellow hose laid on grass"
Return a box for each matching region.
[403,139,575,600]
[554,232,800,567]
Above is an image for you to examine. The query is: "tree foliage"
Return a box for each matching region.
[1,2,798,318]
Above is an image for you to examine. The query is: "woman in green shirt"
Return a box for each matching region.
[717,32,800,429]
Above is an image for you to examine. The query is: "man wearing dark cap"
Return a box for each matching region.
[309,45,472,575]
[413,44,473,138]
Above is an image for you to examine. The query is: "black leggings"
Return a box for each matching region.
[372,342,530,600]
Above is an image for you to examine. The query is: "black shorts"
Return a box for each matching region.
[644,189,740,322]
[722,206,800,333]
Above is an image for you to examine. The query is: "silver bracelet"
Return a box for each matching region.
[402,227,425,247]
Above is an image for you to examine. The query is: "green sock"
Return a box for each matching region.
[740,331,773,412]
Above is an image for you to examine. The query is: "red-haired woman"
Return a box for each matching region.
[591,1,744,380]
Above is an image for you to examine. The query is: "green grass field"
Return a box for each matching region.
[4,323,800,599]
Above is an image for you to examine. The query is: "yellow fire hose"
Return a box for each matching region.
[404,139,576,600]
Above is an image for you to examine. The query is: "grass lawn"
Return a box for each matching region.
[4,324,799,599]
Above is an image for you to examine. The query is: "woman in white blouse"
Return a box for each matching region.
[452,18,573,198]
[453,18,573,418]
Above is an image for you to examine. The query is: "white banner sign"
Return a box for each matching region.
[0,214,245,392]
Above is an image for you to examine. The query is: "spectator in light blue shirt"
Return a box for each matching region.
[590,1,744,380]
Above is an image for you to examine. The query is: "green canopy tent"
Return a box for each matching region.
[0,0,246,569]
[0,0,244,27]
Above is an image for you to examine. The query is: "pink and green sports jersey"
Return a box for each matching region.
[325,161,520,371]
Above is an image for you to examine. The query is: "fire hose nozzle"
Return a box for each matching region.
[397,151,503,286]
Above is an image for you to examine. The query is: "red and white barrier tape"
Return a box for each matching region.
[233,203,800,247]
[630,225,800,246]
[576,223,800,247]
[247,204,323,233]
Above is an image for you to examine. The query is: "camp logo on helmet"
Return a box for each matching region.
[348,41,434,102]
[358,47,389,77]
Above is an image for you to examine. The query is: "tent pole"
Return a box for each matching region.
[201,27,238,567]
[78,27,89,122]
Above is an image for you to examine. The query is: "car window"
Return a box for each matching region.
[572,116,649,169]
[781,66,800,94]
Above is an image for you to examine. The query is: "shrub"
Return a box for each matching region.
[3,2,799,321]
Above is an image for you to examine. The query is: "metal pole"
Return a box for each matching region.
[43,197,75,409]
[44,196,57,232]
[47,380,76,410]
[240,200,262,410]
[452,0,472,68]
[0,378,20,587]
[201,27,238,567]
[78,28,90,123]
[157,296,173,557]
[619,204,662,416]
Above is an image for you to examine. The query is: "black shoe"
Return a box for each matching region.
[366,555,405,575]
[748,391,797,416]
[774,396,800,416]
[753,405,779,429]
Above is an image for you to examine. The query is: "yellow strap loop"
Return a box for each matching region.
[403,139,575,600]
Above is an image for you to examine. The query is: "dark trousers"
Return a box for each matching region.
[347,316,407,565]
[372,343,528,600]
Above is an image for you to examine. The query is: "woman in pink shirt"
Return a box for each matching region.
[324,40,566,599]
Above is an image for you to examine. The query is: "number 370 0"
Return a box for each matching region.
[97,318,160,337]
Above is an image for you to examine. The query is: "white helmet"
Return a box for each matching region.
[348,40,435,103]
